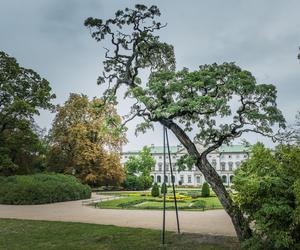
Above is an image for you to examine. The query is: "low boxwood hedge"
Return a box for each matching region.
[0,173,91,205]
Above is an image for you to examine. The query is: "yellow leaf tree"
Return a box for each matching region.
[47,93,126,187]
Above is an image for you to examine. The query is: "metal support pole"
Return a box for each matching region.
[165,127,180,234]
[162,126,167,245]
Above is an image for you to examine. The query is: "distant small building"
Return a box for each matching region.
[121,144,249,186]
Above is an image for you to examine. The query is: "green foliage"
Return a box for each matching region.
[0,173,91,205]
[0,51,55,176]
[151,183,160,197]
[161,183,167,194]
[123,147,155,190]
[201,182,210,197]
[123,175,152,191]
[233,143,300,249]
[125,147,156,176]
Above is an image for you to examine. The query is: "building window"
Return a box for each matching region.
[221,162,226,171]
[164,175,168,183]
[228,155,232,159]
[180,175,184,184]
[157,175,161,183]
[230,175,234,183]
[124,156,128,159]
[188,175,192,183]
[236,154,240,159]
[158,163,162,171]
[151,176,154,182]
[244,154,248,159]
[172,163,176,171]
[228,162,233,171]
[222,175,227,184]
[196,176,201,184]
[166,163,169,171]
[235,161,241,167]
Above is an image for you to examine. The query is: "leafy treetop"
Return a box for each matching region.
[85,5,285,152]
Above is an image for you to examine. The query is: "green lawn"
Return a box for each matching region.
[0,218,233,250]
[95,192,222,211]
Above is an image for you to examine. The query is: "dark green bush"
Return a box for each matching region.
[123,175,152,191]
[201,182,210,197]
[0,173,91,205]
[151,183,159,197]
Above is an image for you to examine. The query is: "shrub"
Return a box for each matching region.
[123,175,152,191]
[0,173,91,205]
[161,183,167,194]
[201,182,210,197]
[151,183,159,197]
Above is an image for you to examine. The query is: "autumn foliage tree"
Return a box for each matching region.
[47,94,126,187]
[84,5,285,241]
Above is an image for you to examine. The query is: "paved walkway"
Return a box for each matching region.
[0,193,236,236]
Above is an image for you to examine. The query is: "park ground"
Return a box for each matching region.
[0,219,239,250]
[0,192,239,249]
[0,193,236,236]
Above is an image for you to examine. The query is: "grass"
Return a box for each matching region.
[0,218,233,250]
[95,192,222,211]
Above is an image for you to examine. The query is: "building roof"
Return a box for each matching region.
[218,145,249,153]
[122,146,180,155]
[122,144,249,155]
[149,146,179,154]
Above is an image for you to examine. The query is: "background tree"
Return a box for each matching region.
[84,4,285,241]
[47,93,126,187]
[0,51,55,175]
[123,146,155,190]
[233,143,300,249]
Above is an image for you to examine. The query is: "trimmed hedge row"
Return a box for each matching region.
[0,173,91,205]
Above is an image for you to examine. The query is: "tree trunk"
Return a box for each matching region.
[161,119,252,242]
[198,158,252,242]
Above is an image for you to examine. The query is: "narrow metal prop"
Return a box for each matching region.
[162,126,166,245]
[165,126,180,234]
[161,126,180,245]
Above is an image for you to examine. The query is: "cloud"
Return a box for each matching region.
[1,0,299,150]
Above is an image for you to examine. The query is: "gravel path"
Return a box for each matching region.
[0,193,236,236]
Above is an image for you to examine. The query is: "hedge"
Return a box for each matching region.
[0,173,91,205]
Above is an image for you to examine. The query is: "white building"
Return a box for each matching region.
[121,144,249,186]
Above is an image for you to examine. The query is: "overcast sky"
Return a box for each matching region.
[1,0,299,150]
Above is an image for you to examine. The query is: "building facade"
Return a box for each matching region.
[121,144,249,186]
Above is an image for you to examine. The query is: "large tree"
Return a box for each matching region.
[84,5,285,241]
[0,51,55,175]
[47,93,126,187]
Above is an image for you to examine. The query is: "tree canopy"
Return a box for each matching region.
[0,51,55,175]
[123,146,155,190]
[85,4,285,241]
[125,146,155,176]
[47,93,126,186]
